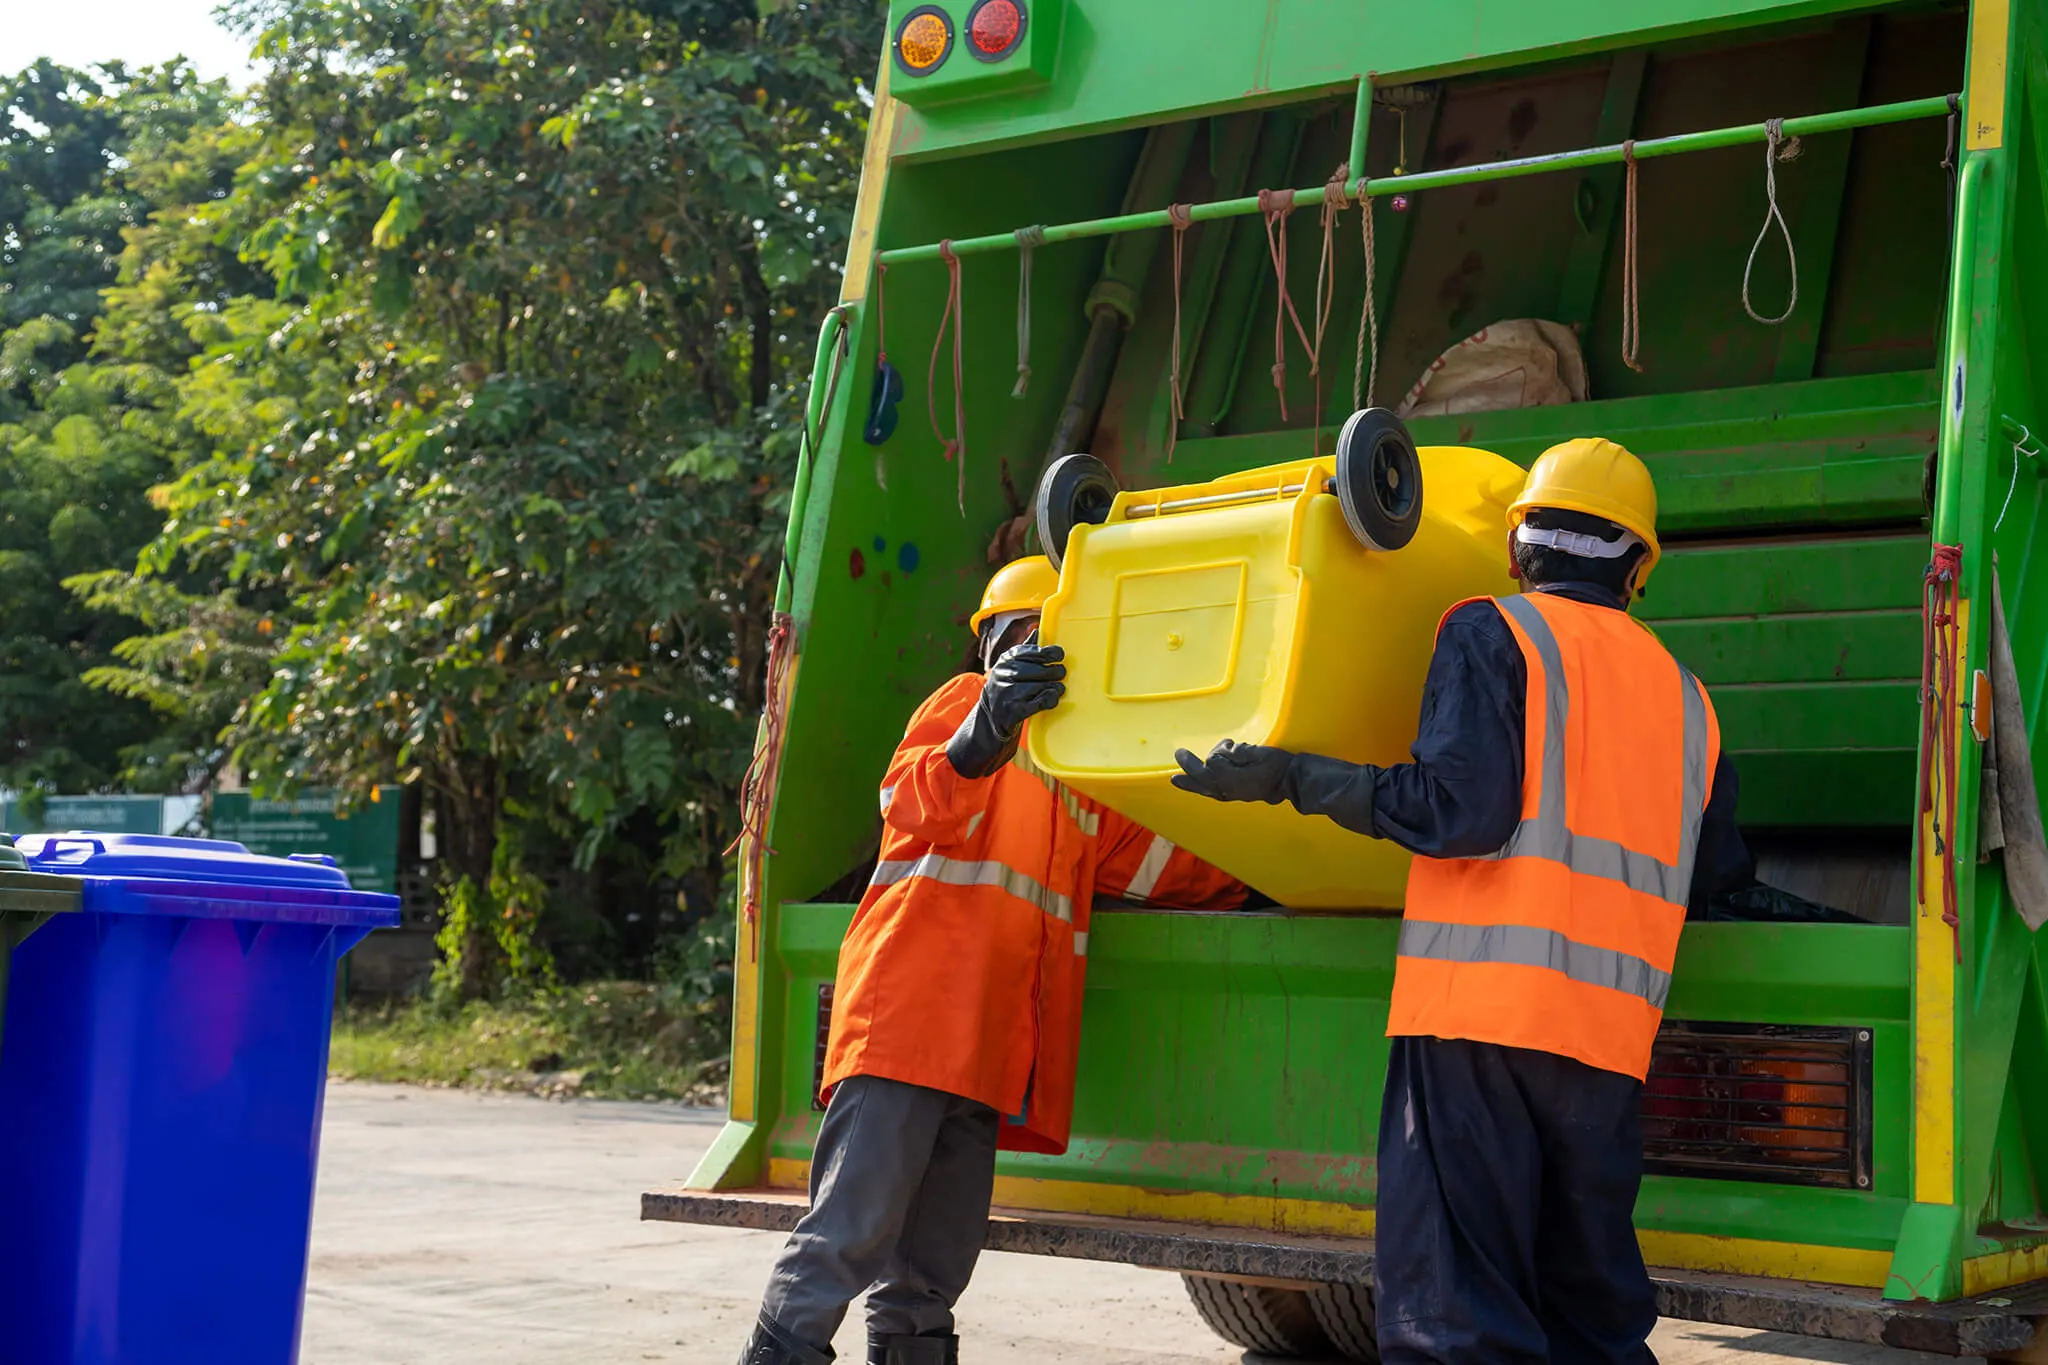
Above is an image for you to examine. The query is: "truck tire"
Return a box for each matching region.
[1306,1281,1379,1363]
[1181,1274,1334,1357]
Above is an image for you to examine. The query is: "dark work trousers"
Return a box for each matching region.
[757,1074,1000,1355]
[1375,1036,1658,1365]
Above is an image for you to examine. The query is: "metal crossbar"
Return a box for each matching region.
[874,94,1957,268]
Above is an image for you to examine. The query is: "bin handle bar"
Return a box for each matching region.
[875,94,1957,268]
[40,835,106,864]
[1122,476,1338,519]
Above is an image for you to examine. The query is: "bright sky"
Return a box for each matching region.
[0,0,257,86]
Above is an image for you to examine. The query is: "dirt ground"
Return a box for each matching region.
[300,1082,1973,1365]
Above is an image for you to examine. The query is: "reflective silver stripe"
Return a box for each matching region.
[879,785,896,815]
[1123,835,1175,901]
[964,811,985,841]
[1010,749,1101,836]
[870,852,1073,922]
[1073,930,1089,957]
[1399,917,1672,1009]
[1490,595,1712,908]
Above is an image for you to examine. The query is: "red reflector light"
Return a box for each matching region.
[966,0,1026,61]
[895,6,952,75]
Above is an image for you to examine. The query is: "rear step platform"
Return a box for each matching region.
[643,1188,2044,1358]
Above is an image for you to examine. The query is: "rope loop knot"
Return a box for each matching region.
[1742,117,1800,326]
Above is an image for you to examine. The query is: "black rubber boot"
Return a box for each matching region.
[866,1332,957,1365]
[739,1313,835,1365]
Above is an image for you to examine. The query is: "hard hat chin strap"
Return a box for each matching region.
[1515,522,1645,561]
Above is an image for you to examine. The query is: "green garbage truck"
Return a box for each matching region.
[646,0,2048,1354]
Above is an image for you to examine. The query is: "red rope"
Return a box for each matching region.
[928,241,967,514]
[1259,188,1315,422]
[1920,542,1964,959]
[726,611,796,957]
[1166,202,1193,463]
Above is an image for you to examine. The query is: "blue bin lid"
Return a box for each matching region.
[16,831,401,928]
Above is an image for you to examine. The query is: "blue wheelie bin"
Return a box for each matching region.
[0,832,400,1365]
[0,832,83,1060]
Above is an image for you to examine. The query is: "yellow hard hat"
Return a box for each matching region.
[1507,437,1661,582]
[970,555,1058,634]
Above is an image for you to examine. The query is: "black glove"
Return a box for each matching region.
[946,641,1066,779]
[1170,739,1295,804]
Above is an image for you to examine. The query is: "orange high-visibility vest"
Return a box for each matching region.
[823,672,1245,1154]
[1391,592,1721,1081]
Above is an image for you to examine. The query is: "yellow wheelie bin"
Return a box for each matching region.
[1028,409,1526,909]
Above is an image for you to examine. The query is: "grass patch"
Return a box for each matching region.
[330,981,730,1104]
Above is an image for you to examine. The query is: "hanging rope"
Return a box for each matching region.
[1621,140,1644,373]
[1742,117,1800,325]
[1013,225,1044,398]
[727,612,795,956]
[1920,541,1965,960]
[1166,203,1193,463]
[1999,424,2041,534]
[1310,165,1349,450]
[1354,174,1380,409]
[1313,167,1347,367]
[1259,188,1316,422]
[928,240,967,514]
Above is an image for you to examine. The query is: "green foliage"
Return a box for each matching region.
[48,1,882,992]
[0,61,252,797]
[330,978,732,1102]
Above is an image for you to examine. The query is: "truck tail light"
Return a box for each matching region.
[966,0,1026,61]
[1642,1022,1872,1190]
[895,6,954,76]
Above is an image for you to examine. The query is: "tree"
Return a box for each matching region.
[94,0,882,992]
[0,61,249,796]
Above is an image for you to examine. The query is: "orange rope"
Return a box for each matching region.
[726,611,795,957]
[1259,188,1315,422]
[928,240,967,514]
[1621,140,1644,373]
[1166,202,1193,463]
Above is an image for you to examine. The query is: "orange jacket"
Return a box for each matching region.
[822,672,1246,1153]
[1392,592,1721,1080]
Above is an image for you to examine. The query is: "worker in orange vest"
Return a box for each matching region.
[1173,439,1751,1365]
[740,555,1248,1365]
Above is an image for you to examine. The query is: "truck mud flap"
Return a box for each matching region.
[644,1188,2044,1358]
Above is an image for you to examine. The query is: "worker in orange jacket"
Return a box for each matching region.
[739,555,1247,1365]
[1174,440,1752,1365]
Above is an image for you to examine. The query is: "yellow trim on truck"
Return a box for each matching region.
[766,1160,1892,1287]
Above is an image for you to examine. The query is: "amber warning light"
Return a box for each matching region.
[967,0,1026,60]
[895,6,954,75]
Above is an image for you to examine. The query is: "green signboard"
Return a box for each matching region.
[208,788,404,894]
[1,795,165,837]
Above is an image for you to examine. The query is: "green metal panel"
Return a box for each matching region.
[766,904,1914,1234]
[887,0,1894,161]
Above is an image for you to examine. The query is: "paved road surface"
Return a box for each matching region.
[302,1082,1972,1365]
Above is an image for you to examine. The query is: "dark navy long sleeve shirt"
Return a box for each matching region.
[1279,580,1752,912]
